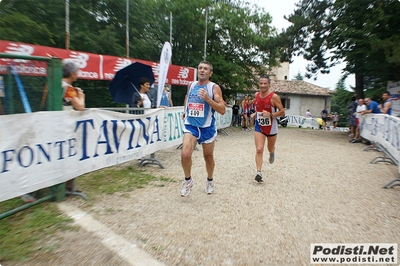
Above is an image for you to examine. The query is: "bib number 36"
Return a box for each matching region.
[256,112,271,126]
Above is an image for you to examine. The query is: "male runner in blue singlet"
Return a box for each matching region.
[180,61,226,197]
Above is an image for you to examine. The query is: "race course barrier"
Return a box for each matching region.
[361,114,400,187]
[0,107,232,202]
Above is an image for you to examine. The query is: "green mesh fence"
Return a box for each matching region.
[0,53,62,114]
[0,54,65,219]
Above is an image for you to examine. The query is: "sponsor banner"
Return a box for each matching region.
[287,115,320,129]
[216,107,232,129]
[157,42,172,107]
[0,40,195,85]
[0,76,4,97]
[387,80,400,117]
[285,115,349,131]
[0,106,231,202]
[360,114,400,166]
[310,243,397,264]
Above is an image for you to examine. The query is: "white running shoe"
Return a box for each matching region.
[181,178,194,197]
[205,180,214,194]
[255,173,263,182]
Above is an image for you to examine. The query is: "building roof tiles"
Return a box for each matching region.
[270,80,332,96]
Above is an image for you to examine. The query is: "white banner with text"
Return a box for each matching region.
[0,107,232,202]
[360,114,399,165]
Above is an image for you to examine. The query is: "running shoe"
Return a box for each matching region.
[181,178,194,197]
[255,173,263,182]
[205,180,214,194]
[269,153,275,164]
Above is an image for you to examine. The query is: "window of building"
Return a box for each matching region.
[281,98,290,109]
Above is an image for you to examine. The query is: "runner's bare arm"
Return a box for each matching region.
[271,94,285,118]
[71,88,85,111]
[209,84,226,115]
[380,101,392,114]
[181,83,191,119]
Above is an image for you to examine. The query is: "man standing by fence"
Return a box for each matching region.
[180,61,226,197]
[379,91,392,115]
[62,59,85,192]
[62,59,85,111]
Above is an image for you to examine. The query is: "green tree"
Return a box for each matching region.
[0,0,280,106]
[281,0,400,99]
[293,71,304,81]
[330,78,353,126]
[0,12,55,46]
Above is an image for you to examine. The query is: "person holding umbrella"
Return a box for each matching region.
[180,61,226,197]
[131,77,155,109]
[108,62,155,108]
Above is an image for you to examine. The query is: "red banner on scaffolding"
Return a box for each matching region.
[0,40,195,86]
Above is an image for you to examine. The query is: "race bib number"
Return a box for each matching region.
[256,112,271,126]
[188,103,205,117]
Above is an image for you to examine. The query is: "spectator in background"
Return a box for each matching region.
[62,59,85,111]
[62,59,85,193]
[306,109,312,118]
[346,96,357,137]
[159,85,173,108]
[332,112,339,130]
[131,77,155,109]
[379,91,392,115]
[231,100,240,126]
[224,96,230,107]
[321,107,328,128]
[362,98,381,115]
[248,96,256,130]
[18,57,88,201]
[238,100,242,127]
[241,95,250,131]
[351,98,367,143]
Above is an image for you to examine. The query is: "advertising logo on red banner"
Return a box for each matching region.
[0,40,195,85]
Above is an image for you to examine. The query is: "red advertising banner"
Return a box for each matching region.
[0,40,196,86]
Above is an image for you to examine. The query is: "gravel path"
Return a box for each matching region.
[11,127,400,266]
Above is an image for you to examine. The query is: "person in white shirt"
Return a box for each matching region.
[351,98,367,143]
[130,77,155,113]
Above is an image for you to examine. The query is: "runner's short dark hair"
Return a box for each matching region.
[259,75,270,83]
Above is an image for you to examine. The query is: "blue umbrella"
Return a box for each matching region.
[108,62,155,105]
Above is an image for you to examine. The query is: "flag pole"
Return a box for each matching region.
[65,0,70,49]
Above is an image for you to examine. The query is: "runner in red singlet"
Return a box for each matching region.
[251,76,285,182]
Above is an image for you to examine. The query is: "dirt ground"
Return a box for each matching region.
[6,127,400,266]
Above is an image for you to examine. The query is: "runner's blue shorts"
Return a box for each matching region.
[183,124,217,144]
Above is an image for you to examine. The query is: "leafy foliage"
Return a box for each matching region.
[280,0,400,98]
[330,78,353,126]
[293,72,304,81]
[0,0,282,107]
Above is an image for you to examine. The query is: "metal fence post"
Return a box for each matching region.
[47,57,63,111]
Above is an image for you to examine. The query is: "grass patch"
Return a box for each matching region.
[75,165,173,199]
[0,164,172,263]
[0,200,73,262]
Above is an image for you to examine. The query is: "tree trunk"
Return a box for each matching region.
[355,74,364,99]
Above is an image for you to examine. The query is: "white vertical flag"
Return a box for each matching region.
[157,42,172,107]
